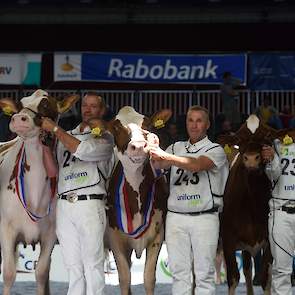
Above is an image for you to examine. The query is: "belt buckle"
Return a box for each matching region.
[66,192,78,203]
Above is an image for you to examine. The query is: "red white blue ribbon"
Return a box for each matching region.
[15,143,53,222]
[115,163,162,239]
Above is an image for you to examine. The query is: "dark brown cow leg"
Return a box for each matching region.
[144,229,164,295]
[223,243,239,295]
[242,250,254,295]
[260,244,272,295]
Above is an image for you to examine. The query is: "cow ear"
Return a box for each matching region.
[150,109,172,129]
[56,94,80,114]
[87,118,108,137]
[217,134,240,147]
[0,98,21,116]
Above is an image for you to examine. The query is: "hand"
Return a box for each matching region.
[150,147,169,161]
[41,117,57,133]
[261,145,275,163]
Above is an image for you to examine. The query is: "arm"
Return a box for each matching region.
[73,133,114,162]
[261,144,282,180]
[221,84,239,97]
[150,147,215,172]
[41,117,80,154]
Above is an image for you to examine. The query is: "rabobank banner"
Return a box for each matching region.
[54,52,246,84]
[249,53,295,90]
[0,54,41,85]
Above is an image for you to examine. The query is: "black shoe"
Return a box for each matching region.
[253,275,261,286]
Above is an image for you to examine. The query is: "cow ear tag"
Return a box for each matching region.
[91,127,102,137]
[283,134,293,145]
[154,119,165,129]
[2,106,14,116]
[224,144,232,155]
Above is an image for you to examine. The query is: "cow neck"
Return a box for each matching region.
[13,136,53,222]
[116,154,147,195]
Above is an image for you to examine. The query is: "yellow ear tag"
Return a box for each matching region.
[91,127,102,137]
[2,106,14,116]
[283,134,293,145]
[154,119,165,129]
[224,144,232,155]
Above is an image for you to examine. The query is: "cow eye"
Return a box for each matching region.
[255,155,260,160]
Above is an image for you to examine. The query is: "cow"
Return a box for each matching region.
[88,106,171,295]
[0,90,78,295]
[218,114,295,295]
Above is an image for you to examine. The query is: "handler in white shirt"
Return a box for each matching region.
[150,105,229,295]
[41,92,114,295]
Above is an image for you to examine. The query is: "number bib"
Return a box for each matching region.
[276,143,295,200]
[57,130,102,195]
[58,157,101,195]
[168,142,218,213]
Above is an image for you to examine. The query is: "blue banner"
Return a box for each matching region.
[80,53,246,84]
[249,53,295,90]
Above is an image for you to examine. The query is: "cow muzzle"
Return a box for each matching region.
[10,113,37,137]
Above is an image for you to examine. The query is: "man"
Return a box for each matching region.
[150,105,229,295]
[41,92,114,295]
[220,71,241,131]
[262,137,295,295]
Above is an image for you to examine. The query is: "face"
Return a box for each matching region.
[242,152,262,170]
[186,110,210,144]
[10,109,40,139]
[81,94,105,123]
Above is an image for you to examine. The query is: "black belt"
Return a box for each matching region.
[168,207,218,216]
[59,194,104,202]
[281,206,295,214]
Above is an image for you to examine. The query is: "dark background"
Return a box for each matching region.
[1,0,295,89]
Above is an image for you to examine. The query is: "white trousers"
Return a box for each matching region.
[56,199,106,295]
[166,211,219,295]
[268,210,295,295]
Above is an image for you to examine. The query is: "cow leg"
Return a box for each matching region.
[35,233,56,295]
[1,226,17,295]
[112,247,132,295]
[143,228,164,295]
[242,250,254,295]
[260,244,272,295]
[223,243,239,295]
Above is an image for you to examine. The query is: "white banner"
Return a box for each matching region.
[54,54,82,81]
[0,54,41,85]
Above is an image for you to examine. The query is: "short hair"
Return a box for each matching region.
[187,105,210,121]
[83,92,106,109]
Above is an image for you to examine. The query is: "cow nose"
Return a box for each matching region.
[21,116,27,122]
[129,140,147,153]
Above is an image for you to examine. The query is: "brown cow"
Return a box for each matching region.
[89,106,171,295]
[218,114,295,295]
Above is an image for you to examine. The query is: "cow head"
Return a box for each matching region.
[218,114,295,171]
[88,106,172,166]
[0,90,79,139]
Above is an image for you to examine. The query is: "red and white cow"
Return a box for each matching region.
[0,90,78,295]
[218,115,295,295]
[89,106,171,295]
